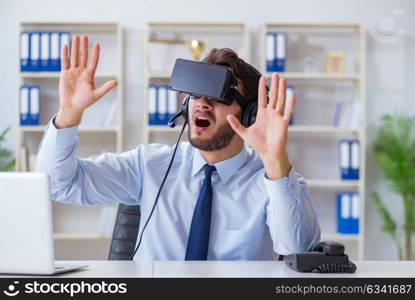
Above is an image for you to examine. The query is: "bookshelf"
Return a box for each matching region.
[17,22,123,259]
[142,22,365,260]
[21,72,118,79]
[260,23,366,260]
[270,72,360,80]
[143,22,249,145]
[53,232,111,240]
[19,125,118,133]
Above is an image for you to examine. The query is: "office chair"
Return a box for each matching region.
[107,203,285,261]
[107,203,141,260]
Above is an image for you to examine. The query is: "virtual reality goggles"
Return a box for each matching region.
[169,58,253,110]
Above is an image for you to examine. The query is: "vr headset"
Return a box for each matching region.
[168,58,264,128]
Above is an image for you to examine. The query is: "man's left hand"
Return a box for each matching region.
[227,73,295,180]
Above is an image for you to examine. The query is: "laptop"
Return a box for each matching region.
[0,172,88,275]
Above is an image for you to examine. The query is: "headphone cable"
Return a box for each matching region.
[130,121,188,260]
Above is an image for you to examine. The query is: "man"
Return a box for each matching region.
[36,35,320,260]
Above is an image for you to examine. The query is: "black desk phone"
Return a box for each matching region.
[284,241,357,273]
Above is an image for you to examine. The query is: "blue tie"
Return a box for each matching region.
[185,164,216,260]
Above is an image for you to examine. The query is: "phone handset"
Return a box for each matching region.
[284,241,357,273]
[315,241,345,256]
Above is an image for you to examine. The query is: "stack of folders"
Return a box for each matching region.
[148,85,179,125]
[286,85,295,125]
[338,139,360,180]
[266,32,286,72]
[20,31,71,72]
[20,85,40,126]
[332,100,361,129]
[337,192,359,234]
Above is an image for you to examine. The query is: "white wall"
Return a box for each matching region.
[0,0,414,260]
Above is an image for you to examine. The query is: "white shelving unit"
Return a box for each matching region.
[143,22,249,145]
[21,72,118,79]
[272,72,360,80]
[19,125,119,133]
[17,22,123,167]
[53,232,112,240]
[260,23,366,260]
[17,22,123,259]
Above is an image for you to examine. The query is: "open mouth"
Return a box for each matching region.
[193,113,213,132]
[195,117,211,128]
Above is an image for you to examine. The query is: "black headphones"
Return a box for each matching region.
[168,63,266,128]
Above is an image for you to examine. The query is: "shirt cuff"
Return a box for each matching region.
[46,115,79,148]
[263,166,302,203]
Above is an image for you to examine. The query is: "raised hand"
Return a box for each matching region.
[227,73,295,180]
[55,35,117,128]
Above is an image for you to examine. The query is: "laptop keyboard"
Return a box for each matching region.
[55,265,65,269]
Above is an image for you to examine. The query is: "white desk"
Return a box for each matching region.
[59,261,154,278]
[2,261,415,278]
[0,261,153,278]
[153,261,415,278]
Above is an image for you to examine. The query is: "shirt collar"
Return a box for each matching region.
[191,147,249,184]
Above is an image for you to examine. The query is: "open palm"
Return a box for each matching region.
[59,35,117,113]
[227,73,295,162]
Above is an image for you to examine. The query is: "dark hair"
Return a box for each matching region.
[202,48,260,104]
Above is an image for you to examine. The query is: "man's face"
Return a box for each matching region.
[188,95,242,151]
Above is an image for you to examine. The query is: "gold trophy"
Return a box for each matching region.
[149,38,205,61]
[188,39,205,61]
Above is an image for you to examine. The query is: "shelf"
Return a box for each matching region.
[266,72,360,80]
[21,21,119,27]
[53,232,111,240]
[20,72,118,79]
[20,22,120,34]
[148,22,246,36]
[307,179,360,187]
[321,232,360,241]
[146,71,171,79]
[288,126,359,134]
[147,125,186,133]
[149,22,246,28]
[19,125,119,133]
[147,71,361,81]
[265,22,361,29]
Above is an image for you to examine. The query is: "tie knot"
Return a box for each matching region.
[204,164,216,179]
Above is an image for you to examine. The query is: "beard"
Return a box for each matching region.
[188,116,239,151]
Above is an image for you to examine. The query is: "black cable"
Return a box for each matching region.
[130,121,188,260]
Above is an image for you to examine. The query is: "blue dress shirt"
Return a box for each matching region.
[36,118,321,261]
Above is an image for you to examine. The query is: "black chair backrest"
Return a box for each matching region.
[108,203,141,260]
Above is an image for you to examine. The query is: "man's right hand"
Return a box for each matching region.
[55,35,118,128]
